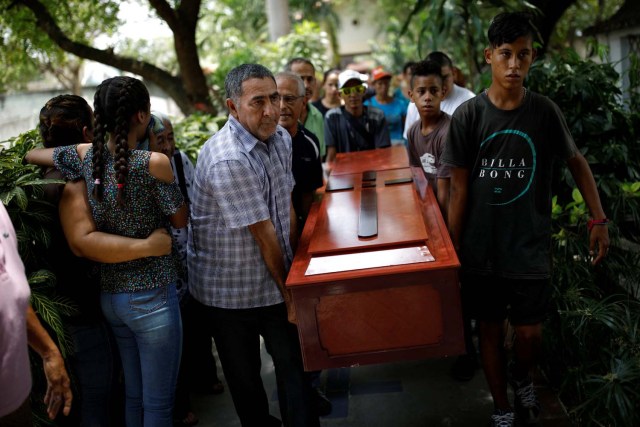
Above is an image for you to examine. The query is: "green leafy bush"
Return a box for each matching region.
[528,49,640,426]
[172,112,227,165]
[1,131,76,426]
[528,49,640,230]
[203,20,330,112]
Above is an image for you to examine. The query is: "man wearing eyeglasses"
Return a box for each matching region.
[324,70,391,165]
[275,72,323,229]
[274,72,333,418]
[285,58,326,160]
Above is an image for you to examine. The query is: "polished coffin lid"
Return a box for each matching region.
[287,147,460,286]
[305,167,433,274]
[330,145,409,176]
[309,181,428,254]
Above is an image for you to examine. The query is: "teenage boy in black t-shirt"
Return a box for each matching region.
[442,12,610,427]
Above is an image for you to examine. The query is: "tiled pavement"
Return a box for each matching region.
[190,340,571,427]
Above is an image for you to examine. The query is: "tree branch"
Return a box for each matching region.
[398,0,428,37]
[147,0,179,31]
[17,0,176,84]
[14,0,196,112]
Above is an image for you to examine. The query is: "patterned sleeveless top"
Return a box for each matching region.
[53,145,184,293]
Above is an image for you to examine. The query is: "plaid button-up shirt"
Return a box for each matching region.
[187,115,295,309]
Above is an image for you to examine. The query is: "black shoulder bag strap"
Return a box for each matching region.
[343,106,374,150]
[173,149,190,205]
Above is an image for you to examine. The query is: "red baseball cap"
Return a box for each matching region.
[371,66,392,82]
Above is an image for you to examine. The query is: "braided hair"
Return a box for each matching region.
[91,76,150,206]
[39,95,93,148]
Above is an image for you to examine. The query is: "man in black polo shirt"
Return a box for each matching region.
[275,72,324,230]
[274,72,331,417]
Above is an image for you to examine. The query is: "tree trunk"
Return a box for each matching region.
[530,0,577,56]
[150,0,215,114]
[15,0,215,116]
[266,0,290,41]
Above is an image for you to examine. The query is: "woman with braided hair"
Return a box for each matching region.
[27,77,188,427]
[35,93,177,426]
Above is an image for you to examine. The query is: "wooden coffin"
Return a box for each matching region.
[286,146,464,371]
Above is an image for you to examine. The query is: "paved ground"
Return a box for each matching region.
[189,339,572,427]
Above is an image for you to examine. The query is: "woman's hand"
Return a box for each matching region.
[146,228,173,257]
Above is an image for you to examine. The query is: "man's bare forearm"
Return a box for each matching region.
[249,219,287,293]
[448,168,469,250]
[566,154,606,220]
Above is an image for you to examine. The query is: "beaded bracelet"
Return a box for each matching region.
[587,218,609,231]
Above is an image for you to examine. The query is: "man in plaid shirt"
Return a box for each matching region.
[187,64,318,427]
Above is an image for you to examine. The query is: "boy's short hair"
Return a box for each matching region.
[424,52,453,69]
[410,60,443,89]
[488,12,540,48]
[403,61,417,75]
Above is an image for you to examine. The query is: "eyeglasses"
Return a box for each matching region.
[281,95,304,106]
[340,85,365,95]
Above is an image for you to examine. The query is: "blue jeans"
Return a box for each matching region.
[67,322,117,427]
[101,284,182,427]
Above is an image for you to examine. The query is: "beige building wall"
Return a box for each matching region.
[335,0,380,57]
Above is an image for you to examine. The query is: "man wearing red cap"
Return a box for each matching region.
[365,66,409,145]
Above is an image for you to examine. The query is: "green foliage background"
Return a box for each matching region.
[0,130,77,426]
[1,0,639,423]
[527,51,640,427]
[202,19,330,112]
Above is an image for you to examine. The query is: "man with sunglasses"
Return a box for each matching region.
[324,70,391,165]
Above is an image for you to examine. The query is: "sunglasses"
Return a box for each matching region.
[340,85,365,95]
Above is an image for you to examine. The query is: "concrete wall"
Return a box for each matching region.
[0,81,181,143]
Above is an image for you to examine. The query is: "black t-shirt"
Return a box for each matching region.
[324,106,391,154]
[291,124,323,220]
[311,99,330,117]
[442,91,578,278]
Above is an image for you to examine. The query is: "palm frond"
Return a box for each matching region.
[29,290,78,357]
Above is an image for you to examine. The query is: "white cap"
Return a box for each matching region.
[338,69,365,89]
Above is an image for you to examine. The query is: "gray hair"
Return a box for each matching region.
[151,111,171,125]
[275,72,305,97]
[225,64,275,102]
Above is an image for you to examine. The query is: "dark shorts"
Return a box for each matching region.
[460,272,552,326]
